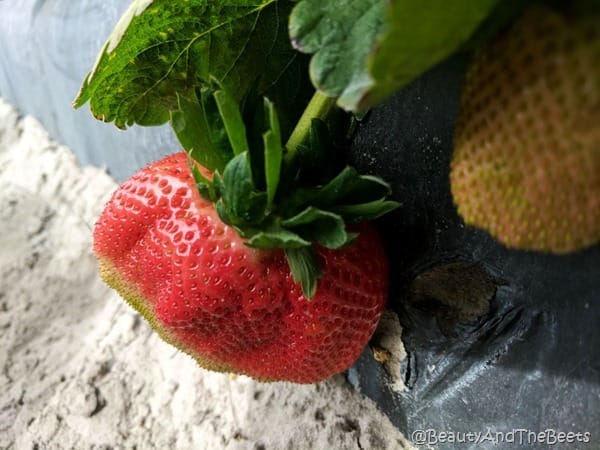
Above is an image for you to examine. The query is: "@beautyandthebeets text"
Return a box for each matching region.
[411,428,592,447]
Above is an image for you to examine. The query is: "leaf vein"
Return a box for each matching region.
[129,2,277,115]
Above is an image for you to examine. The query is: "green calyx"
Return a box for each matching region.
[172,83,398,298]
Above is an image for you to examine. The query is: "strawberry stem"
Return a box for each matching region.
[284,90,337,162]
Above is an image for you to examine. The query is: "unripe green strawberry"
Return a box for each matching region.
[451,6,599,253]
[94,153,388,383]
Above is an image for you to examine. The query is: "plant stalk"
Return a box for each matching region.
[284,90,337,161]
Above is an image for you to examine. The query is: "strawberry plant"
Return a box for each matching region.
[75,0,599,383]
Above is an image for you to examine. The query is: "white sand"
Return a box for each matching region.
[0,98,412,450]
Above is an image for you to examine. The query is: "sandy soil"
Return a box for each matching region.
[0,98,412,450]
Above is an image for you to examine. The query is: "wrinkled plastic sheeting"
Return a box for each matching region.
[349,55,600,449]
[0,0,176,181]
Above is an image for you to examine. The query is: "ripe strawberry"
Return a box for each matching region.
[450,5,599,253]
[94,153,388,383]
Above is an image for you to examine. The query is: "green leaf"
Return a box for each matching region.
[263,101,283,210]
[219,153,268,225]
[214,88,249,156]
[282,207,350,249]
[364,0,501,109]
[74,0,305,129]
[290,0,500,111]
[316,167,391,206]
[187,154,218,202]
[331,199,400,223]
[277,164,396,220]
[285,247,323,299]
[247,228,310,249]
[289,0,385,111]
[198,87,236,161]
[171,92,232,172]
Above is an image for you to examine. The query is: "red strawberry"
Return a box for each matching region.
[94,152,388,383]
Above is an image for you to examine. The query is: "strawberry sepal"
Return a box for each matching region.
[175,84,399,297]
